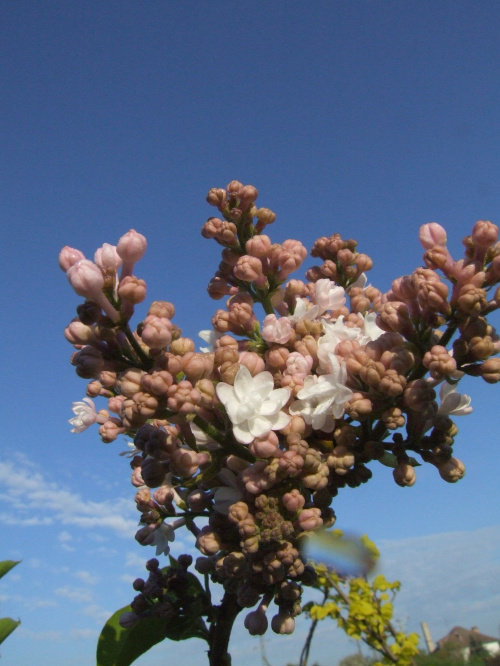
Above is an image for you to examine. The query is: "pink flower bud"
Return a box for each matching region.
[297,507,323,531]
[244,608,268,636]
[64,320,95,345]
[472,220,498,248]
[245,235,272,258]
[141,315,172,349]
[233,255,267,287]
[118,276,147,305]
[59,246,85,272]
[419,223,448,249]
[67,260,104,299]
[249,431,279,458]
[66,260,120,321]
[99,418,125,443]
[238,351,266,376]
[94,243,122,273]
[282,489,305,513]
[117,229,147,278]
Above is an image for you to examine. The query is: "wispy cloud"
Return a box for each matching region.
[74,570,99,585]
[0,456,136,538]
[377,525,500,640]
[125,551,148,569]
[55,586,93,603]
[82,603,112,624]
[18,629,63,642]
[70,628,98,640]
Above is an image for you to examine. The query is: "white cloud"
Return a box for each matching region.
[82,603,112,624]
[74,570,99,585]
[125,551,148,569]
[55,586,93,603]
[18,628,62,641]
[0,456,136,538]
[70,628,98,640]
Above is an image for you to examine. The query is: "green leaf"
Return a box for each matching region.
[96,603,208,666]
[0,561,21,580]
[0,617,20,645]
[378,453,398,468]
[96,605,167,666]
[379,453,421,468]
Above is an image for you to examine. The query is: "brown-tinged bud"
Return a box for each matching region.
[481,357,500,383]
[244,608,268,635]
[437,457,465,482]
[169,337,196,355]
[118,276,146,304]
[271,612,295,635]
[393,462,416,487]
[148,300,175,319]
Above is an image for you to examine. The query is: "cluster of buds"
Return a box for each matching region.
[62,181,500,637]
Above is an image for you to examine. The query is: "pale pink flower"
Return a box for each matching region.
[216,366,291,444]
[313,279,346,313]
[285,352,313,379]
[261,314,292,344]
[289,353,353,432]
[317,317,361,370]
[437,382,473,416]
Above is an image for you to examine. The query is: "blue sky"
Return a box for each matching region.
[1,1,500,664]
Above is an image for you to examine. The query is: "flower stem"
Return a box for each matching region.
[207,591,242,666]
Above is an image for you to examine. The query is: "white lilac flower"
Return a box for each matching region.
[289,353,353,433]
[198,329,222,353]
[348,273,368,290]
[362,312,385,341]
[313,279,346,314]
[437,382,473,416]
[69,397,97,433]
[317,317,361,370]
[287,297,320,324]
[119,440,141,457]
[152,518,185,556]
[216,366,291,444]
[213,469,243,514]
[190,422,219,450]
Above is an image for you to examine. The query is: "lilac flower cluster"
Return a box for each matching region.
[61,181,500,637]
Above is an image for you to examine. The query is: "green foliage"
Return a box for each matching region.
[0,560,21,649]
[97,605,169,666]
[413,650,486,665]
[97,558,209,666]
[338,654,377,666]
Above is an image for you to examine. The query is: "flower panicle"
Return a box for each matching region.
[60,182,500,640]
